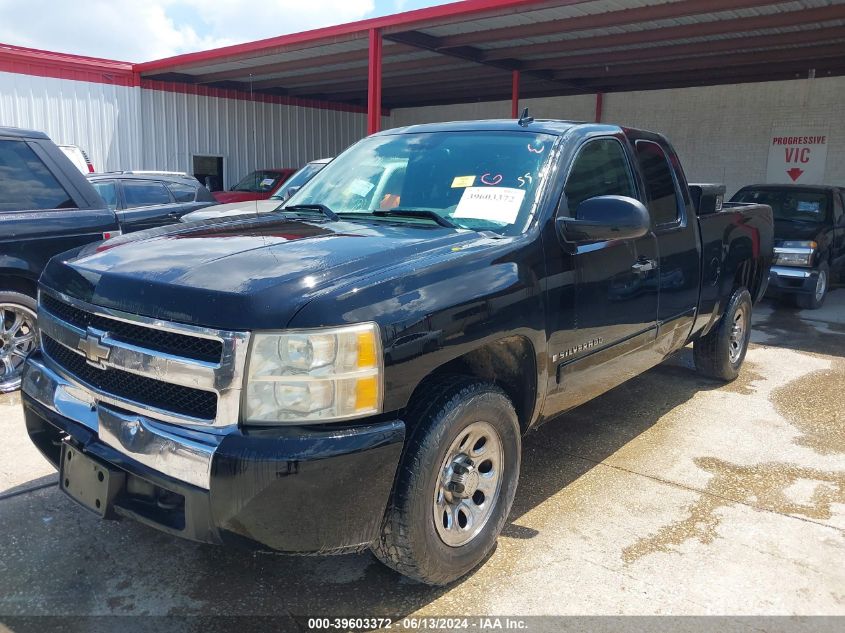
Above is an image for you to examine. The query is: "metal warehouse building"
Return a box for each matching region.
[2,0,844,195]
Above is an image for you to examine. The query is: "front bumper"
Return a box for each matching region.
[766,265,819,296]
[22,353,405,554]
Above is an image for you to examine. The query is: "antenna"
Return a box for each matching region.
[518,107,534,127]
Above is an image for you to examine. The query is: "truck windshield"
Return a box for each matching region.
[732,188,829,223]
[286,131,556,234]
[232,170,283,193]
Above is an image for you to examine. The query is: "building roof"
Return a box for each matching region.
[3,0,845,109]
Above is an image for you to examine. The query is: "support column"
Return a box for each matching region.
[594,92,604,123]
[367,28,383,135]
[511,70,520,118]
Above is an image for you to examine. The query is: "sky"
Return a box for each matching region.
[0,0,454,62]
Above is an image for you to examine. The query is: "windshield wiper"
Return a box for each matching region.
[372,209,457,228]
[283,204,339,221]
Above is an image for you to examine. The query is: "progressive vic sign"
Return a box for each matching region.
[766,128,829,185]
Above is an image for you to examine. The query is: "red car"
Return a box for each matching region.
[213,168,296,203]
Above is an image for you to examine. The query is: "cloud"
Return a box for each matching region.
[0,0,376,62]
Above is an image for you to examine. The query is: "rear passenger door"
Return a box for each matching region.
[117,179,181,232]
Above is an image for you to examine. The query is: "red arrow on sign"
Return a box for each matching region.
[786,167,804,181]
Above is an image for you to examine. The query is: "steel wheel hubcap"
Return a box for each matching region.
[433,420,504,548]
[729,307,747,364]
[0,303,37,391]
[815,271,827,302]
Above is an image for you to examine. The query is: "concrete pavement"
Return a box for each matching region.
[1,290,843,619]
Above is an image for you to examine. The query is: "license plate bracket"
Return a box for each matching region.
[60,442,125,519]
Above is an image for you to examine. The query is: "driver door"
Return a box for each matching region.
[544,135,660,415]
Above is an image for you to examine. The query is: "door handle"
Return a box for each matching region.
[631,258,656,274]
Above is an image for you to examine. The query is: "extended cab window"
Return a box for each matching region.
[288,131,556,234]
[0,140,77,211]
[563,138,635,213]
[91,180,118,210]
[122,180,172,208]
[635,140,681,225]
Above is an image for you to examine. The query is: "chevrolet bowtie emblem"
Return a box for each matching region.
[78,328,111,368]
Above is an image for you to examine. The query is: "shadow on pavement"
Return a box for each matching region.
[752,297,845,358]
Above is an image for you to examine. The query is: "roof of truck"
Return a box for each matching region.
[379,118,663,140]
[0,126,49,139]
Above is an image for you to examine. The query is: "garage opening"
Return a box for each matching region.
[192,155,224,192]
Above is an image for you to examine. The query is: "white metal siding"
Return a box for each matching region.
[0,70,141,172]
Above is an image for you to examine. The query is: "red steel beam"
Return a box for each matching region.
[434,0,782,49]
[367,28,383,135]
[482,4,845,62]
[594,92,603,123]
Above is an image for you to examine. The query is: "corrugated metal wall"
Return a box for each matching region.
[139,86,373,188]
[0,71,378,186]
[0,70,141,172]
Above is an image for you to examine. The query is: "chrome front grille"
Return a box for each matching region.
[37,289,249,429]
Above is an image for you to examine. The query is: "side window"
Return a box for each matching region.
[91,180,118,210]
[0,140,77,211]
[167,181,197,203]
[634,140,681,226]
[122,180,172,208]
[563,138,636,214]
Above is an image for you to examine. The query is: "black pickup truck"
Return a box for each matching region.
[731,183,845,309]
[21,119,773,586]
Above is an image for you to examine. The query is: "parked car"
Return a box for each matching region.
[88,172,217,231]
[57,144,95,174]
[0,126,118,392]
[21,119,773,585]
[213,168,296,204]
[731,183,845,308]
[182,158,331,223]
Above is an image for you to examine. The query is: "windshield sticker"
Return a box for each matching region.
[517,172,533,188]
[451,175,476,188]
[454,187,526,224]
[480,173,503,186]
[259,178,276,188]
[527,141,546,154]
[346,178,375,198]
[797,201,821,213]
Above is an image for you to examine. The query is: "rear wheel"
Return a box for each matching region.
[694,287,752,382]
[372,377,520,585]
[796,264,828,310]
[0,291,38,393]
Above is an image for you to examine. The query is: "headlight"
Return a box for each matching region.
[244,323,382,424]
[774,242,815,267]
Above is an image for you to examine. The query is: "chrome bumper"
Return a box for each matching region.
[770,265,814,280]
[22,356,220,489]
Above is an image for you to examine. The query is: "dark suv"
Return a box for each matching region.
[88,172,217,231]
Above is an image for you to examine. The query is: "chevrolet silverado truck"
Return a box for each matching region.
[21,119,773,586]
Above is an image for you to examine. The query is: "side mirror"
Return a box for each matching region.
[556,195,650,244]
[284,186,301,201]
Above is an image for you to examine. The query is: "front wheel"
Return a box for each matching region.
[796,263,828,310]
[372,377,521,585]
[0,291,38,393]
[694,287,752,382]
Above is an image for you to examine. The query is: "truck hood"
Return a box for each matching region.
[41,215,484,330]
[773,219,824,244]
[181,199,281,223]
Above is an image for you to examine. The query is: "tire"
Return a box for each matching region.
[0,291,38,393]
[372,376,521,586]
[694,287,752,382]
[796,263,829,310]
